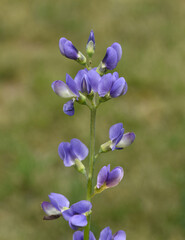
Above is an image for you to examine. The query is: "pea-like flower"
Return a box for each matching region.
[58,138,88,167]
[59,37,86,64]
[93,164,123,195]
[109,123,135,150]
[52,74,79,99]
[41,193,70,220]
[74,69,101,93]
[73,231,96,240]
[62,200,92,230]
[102,43,122,70]
[63,99,75,116]
[99,227,126,240]
[97,164,123,189]
[100,123,135,152]
[73,227,126,240]
[41,193,92,230]
[97,43,122,74]
[98,73,127,98]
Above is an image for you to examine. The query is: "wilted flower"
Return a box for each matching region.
[58,138,88,167]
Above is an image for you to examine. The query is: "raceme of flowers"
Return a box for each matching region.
[41,30,136,239]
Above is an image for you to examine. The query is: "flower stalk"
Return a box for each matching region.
[84,107,96,240]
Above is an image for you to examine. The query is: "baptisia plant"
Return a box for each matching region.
[41,30,136,239]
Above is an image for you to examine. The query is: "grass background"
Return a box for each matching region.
[0,0,185,239]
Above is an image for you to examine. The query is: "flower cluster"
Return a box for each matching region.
[42,193,92,230]
[73,227,126,240]
[41,30,136,239]
[52,31,127,116]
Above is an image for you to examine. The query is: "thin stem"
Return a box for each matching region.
[84,108,96,240]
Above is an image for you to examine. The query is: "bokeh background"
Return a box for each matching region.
[0,0,185,239]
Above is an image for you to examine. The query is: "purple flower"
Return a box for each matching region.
[62,200,92,230]
[87,30,95,45]
[96,164,124,189]
[74,69,91,94]
[59,37,79,60]
[41,193,92,230]
[98,73,127,98]
[63,99,75,116]
[102,43,122,70]
[99,227,126,240]
[109,123,135,150]
[58,138,88,167]
[98,73,113,97]
[110,77,128,98]
[73,227,126,240]
[41,193,70,220]
[87,69,101,92]
[52,74,79,98]
[74,69,101,93]
[73,231,96,240]
[59,37,86,64]
[86,30,95,57]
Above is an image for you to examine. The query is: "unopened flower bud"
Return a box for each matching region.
[86,30,95,58]
[63,100,75,116]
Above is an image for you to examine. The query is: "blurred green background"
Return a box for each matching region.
[0,0,185,239]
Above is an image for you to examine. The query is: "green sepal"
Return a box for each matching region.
[96,62,107,76]
[92,184,107,198]
[77,51,87,65]
[77,92,87,105]
[86,40,95,58]
[99,140,112,153]
[74,159,86,175]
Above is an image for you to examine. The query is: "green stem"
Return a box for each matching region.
[84,108,96,240]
